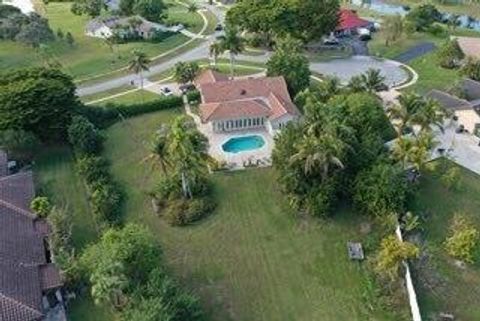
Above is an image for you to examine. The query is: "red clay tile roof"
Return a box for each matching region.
[337,9,370,31]
[0,161,62,321]
[197,75,300,122]
[195,69,229,87]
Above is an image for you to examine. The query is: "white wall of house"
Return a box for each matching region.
[86,25,113,38]
[456,109,480,133]
[212,117,266,132]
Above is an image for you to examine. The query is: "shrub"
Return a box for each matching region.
[164,196,215,226]
[426,23,447,37]
[30,196,52,218]
[68,115,103,156]
[461,57,480,81]
[0,129,40,163]
[90,180,123,223]
[186,90,201,104]
[76,156,110,185]
[437,38,465,69]
[375,235,419,281]
[444,213,479,263]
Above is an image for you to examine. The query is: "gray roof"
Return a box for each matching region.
[461,78,480,101]
[426,89,472,111]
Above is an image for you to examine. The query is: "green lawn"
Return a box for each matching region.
[100,110,406,321]
[405,51,461,94]
[164,0,205,34]
[368,32,442,60]
[84,89,162,105]
[411,161,480,320]
[0,2,198,79]
[384,0,480,19]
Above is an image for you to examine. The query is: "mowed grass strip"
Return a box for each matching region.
[101,110,401,321]
[411,161,480,320]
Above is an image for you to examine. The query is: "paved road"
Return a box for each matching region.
[393,42,437,63]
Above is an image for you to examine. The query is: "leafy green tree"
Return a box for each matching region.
[71,0,104,17]
[266,36,311,96]
[375,235,419,281]
[119,0,135,15]
[461,57,480,81]
[65,31,75,46]
[133,0,166,22]
[173,61,200,85]
[67,115,103,156]
[0,67,77,141]
[437,38,465,69]
[217,26,245,78]
[353,161,408,217]
[406,4,441,31]
[90,180,123,223]
[15,13,54,47]
[347,75,366,93]
[0,129,39,162]
[122,297,174,321]
[90,261,129,309]
[444,213,479,263]
[30,196,52,218]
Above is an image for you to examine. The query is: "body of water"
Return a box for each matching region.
[351,0,480,31]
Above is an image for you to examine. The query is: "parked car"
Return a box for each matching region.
[160,87,173,96]
[357,28,371,41]
[179,83,196,94]
[215,23,223,31]
[323,37,339,45]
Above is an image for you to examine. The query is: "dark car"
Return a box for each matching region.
[215,23,223,31]
[179,84,196,94]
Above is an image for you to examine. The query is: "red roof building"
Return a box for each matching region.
[336,9,371,34]
[196,70,300,134]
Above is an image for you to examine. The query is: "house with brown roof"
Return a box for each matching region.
[0,151,65,321]
[196,70,301,135]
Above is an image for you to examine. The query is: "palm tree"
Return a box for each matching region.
[391,136,415,169]
[167,117,208,198]
[209,42,224,68]
[410,98,445,133]
[143,124,171,175]
[217,26,245,78]
[347,75,366,93]
[290,132,346,182]
[360,68,386,93]
[387,93,423,137]
[128,50,150,100]
[187,3,198,13]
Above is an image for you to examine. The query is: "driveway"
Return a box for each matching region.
[310,56,410,87]
[393,42,436,63]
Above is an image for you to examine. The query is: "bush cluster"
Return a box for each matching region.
[68,116,123,225]
[78,95,183,128]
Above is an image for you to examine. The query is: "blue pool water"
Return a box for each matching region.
[222,135,265,153]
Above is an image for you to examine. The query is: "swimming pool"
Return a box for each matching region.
[222,135,266,153]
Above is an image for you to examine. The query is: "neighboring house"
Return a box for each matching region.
[85,16,179,39]
[196,70,301,135]
[454,36,480,59]
[426,79,480,133]
[335,9,372,36]
[0,151,65,321]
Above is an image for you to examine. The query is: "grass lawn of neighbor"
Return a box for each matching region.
[0,2,201,79]
[411,160,480,321]
[84,89,161,105]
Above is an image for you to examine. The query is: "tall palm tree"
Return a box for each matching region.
[143,124,171,175]
[391,136,415,170]
[167,117,208,198]
[187,3,198,13]
[217,26,245,78]
[128,50,150,100]
[209,41,224,68]
[387,93,423,137]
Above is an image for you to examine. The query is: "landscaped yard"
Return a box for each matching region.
[35,108,409,321]
[0,1,202,79]
[411,161,480,320]
[101,110,406,321]
[83,89,161,105]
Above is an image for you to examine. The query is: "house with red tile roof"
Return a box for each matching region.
[0,151,65,321]
[336,9,372,36]
[196,70,301,135]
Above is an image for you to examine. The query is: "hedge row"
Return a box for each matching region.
[78,95,184,128]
